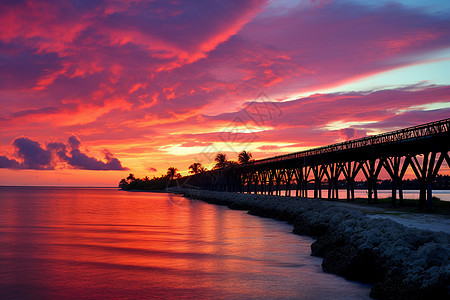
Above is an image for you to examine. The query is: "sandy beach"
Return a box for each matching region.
[180,189,450,299]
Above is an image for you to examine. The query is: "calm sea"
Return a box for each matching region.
[0,187,371,299]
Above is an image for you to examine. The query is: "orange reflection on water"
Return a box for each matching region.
[0,187,371,299]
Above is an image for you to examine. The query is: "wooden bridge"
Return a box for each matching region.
[186,118,450,209]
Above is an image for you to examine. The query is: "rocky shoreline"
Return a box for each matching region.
[181,189,450,299]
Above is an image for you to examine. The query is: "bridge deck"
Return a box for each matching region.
[188,118,449,209]
[245,118,449,168]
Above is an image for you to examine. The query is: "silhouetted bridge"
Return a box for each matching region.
[186,118,450,209]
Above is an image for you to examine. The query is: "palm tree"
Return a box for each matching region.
[238,150,253,164]
[214,153,228,169]
[126,173,136,183]
[166,167,178,181]
[227,160,238,167]
[188,162,205,174]
[119,178,128,188]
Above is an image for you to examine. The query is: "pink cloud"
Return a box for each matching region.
[2,0,449,127]
[100,0,268,65]
[257,145,281,151]
[180,141,212,148]
[229,1,450,96]
[2,98,129,127]
[191,85,450,147]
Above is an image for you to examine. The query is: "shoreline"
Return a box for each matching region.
[180,189,449,300]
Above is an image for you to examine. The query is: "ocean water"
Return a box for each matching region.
[0,187,371,299]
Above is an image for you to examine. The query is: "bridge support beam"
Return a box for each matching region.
[268,170,274,195]
[341,161,362,201]
[254,172,260,194]
[260,171,267,195]
[312,165,326,199]
[324,163,341,200]
[294,168,303,197]
[285,169,293,197]
[274,169,283,196]
[303,167,311,198]
[410,151,448,210]
[383,156,410,207]
[361,159,383,204]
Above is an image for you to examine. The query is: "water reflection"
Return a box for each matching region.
[0,187,371,299]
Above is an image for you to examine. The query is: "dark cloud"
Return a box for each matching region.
[0,155,21,169]
[0,43,61,90]
[13,137,53,170]
[67,147,127,170]
[147,167,157,172]
[68,135,81,150]
[338,128,367,141]
[47,141,69,161]
[0,136,128,171]
[63,135,128,170]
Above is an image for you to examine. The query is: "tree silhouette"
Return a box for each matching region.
[214,153,228,169]
[189,162,205,174]
[126,173,136,183]
[227,160,238,167]
[119,178,128,188]
[166,167,179,180]
[238,150,253,164]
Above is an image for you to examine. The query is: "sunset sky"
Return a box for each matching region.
[1,0,449,186]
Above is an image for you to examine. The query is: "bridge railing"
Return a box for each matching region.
[248,118,449,167]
